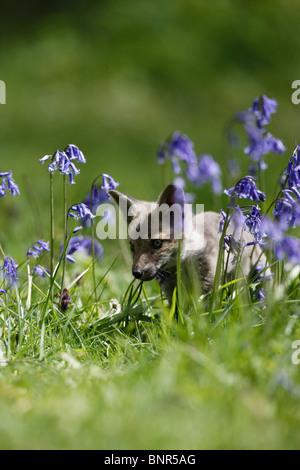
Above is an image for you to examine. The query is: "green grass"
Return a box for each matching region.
[0,208,300,449]
[0,278,299,450]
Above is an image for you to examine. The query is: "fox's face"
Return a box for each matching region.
[128,236,178,281]
[109,184,184,282]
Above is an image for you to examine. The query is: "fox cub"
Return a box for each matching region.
[109,184,264,304]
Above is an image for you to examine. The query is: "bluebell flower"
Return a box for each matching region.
[258,216,300,264]
[219,209,228,233]
[256,287,266,302]
[283,145,300,190]
[231,206,245,233]
[273,198,293,225]
[65,236,103,263]
[84,185,109,213]
[83,173,119,212]
[158,131,197,174]
[56,151,81,184]
[245,133,285,168]
[40,150,67,174]
[249,95,278,127]
[81,174,118,226]
[99,173,119,199]
[0,171,20,198]
[235,96,285,176]
[220,205,262,244]
[251,263,266,282]
[27,240,50,258]
[72,226,83,234]
[1,256,18,287]
[68,203,95,220]
[249,262,272,304]
[262,133,286,155]
[273,189,300,229]
[224,176,266,202]
[64,144,86,164]
[39,145,85,185]
[237,111,264,156]
[155,270,171,286]
[39,154,52,164]
[248,161,268,177]
[223,234,246,264]
[259,216,285,246]
[278,236,300,264]
[173,177,194,203]
[32,265,50,278]
[244,205,263,241]
[268,233,300,264]
[227,159,240,178]
[186,154,222,195]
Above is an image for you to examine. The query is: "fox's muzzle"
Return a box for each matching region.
[132,266,156,281]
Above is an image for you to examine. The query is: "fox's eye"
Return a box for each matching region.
[129,241,134,252]
[152,239,162,249]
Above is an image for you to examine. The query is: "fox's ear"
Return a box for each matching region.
[109,189,138,224]
[157,184,185,207]
[109,189,137,207]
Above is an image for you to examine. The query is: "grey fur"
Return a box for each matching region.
[110,185,266,304]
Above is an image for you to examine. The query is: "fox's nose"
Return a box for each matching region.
[132,268,143,279]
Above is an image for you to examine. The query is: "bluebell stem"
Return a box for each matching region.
[60,201,95,303]
[60,198,95,303]
[86,172,118,305]
[39,145,86,300]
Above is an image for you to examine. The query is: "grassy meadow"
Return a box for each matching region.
[0,0,300,450]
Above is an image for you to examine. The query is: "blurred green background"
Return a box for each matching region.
[1,0,300,258]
